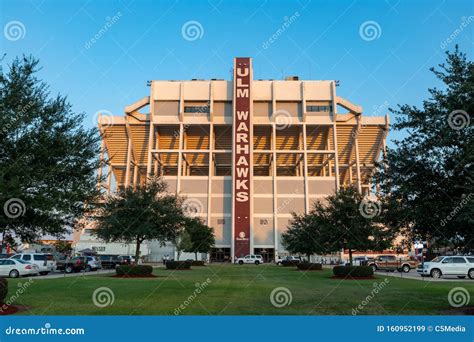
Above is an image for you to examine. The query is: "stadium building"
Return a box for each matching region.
[77,57,389,262]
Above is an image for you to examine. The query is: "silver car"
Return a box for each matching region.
[85,256,102,272]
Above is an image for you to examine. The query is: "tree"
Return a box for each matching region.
[0,56,100,246]
[94,177,186,263]
[2,234,18,253]
[54,240,72,255]
[174,230,192,261]
[317,187,396,265]
[284,187,396,265]
[184,217,215,260]
[281,212,330,261]
[377,46,474,251]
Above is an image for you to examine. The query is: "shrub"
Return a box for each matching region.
[297,263,322,271]
[281,260,300,267]
[166,261,192,270]
[191,260,205,266]
[115,265,153,276]
[333,266,374,277]
[0,279,7,303]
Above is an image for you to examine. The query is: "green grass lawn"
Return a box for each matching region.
[6,264,474,315]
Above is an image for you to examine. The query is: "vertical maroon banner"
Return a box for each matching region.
[233,57,251,257]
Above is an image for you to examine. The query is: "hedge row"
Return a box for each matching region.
[297,263,322,271]
[166,261,192,270]
[0,279,7,303]
[281,260,300,267]
[116,265,153,276]
[333,266,374,277]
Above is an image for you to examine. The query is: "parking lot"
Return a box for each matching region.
[6,268,116,280]
[4,262,474,281]
[0,253,139,279]
[376,269,474,282]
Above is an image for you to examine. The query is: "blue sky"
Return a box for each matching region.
[1,0,473,146]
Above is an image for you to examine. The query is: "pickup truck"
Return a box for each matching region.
[56,256,88,273]
[368,255,419,273]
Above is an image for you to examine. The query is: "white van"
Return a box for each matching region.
[10,253,56,275]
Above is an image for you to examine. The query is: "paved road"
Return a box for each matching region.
[21,269,116,280]
[376,269,474,282]
[12,266,474,282]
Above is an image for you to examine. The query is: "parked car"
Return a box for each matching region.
[416,255,474,279]
[85,256,102,272]
[368,255,418,273]
[44,254,57,272]
[56,256,87,273]
[276,256,301,266]
[98,255,121,269]
[235,255,264,265]
[118,255,135,265]
[351,256,372,266]
[10,253,55,275]
[0,258,39,278]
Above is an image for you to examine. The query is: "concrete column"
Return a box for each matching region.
[331,81,340,190]
[125,138,132,188]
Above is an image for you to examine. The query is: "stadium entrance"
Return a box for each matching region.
[254,248,275,263]
[210,248,231,263]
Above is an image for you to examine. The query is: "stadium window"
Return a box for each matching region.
[184,105,210,113]
[306,105,332,112]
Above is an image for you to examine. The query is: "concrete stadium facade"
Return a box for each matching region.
[75,57,389,263]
